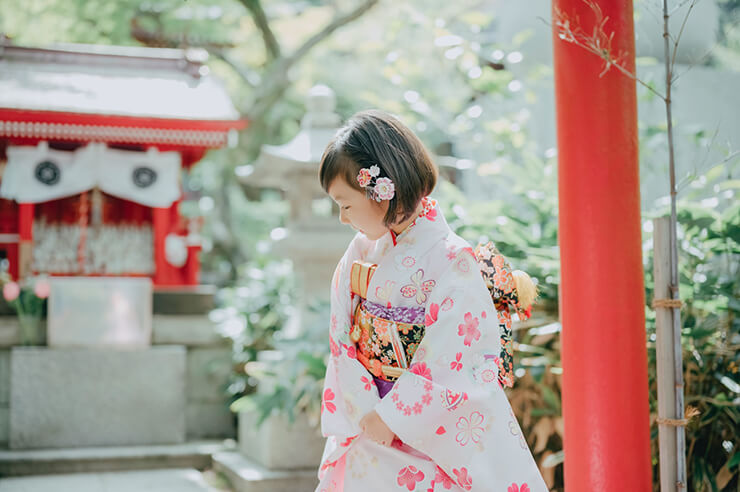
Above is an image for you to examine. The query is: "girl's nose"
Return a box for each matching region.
[339,209,350,225]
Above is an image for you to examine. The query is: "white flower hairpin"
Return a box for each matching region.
[357,165,395,202]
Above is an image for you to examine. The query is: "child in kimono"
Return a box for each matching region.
[316,109,548,491]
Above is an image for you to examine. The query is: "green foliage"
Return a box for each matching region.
[213,258,296,400]
[229,302,330,428]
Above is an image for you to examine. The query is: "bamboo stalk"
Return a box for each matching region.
[654,216,678,492]
[661,0,687,488]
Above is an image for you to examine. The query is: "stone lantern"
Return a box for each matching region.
[239,85,354,334]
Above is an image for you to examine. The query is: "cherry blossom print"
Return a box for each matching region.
[414,347,427,360]
[453,467,472,490]
[370,340,382,356]
[450,352,463,371]
[343,343,357,359]
[494,264,515,291]
[435,426,446,435]
[409,362,432,381]
[373,321,392,345]
[422,392,433,405]
[445,243,457,261]
[455,411,485,446]
[322,388,336,414]
[508,484,531,492]
[425,303,439,326]
[432,466,455,490]
[401,269,436,304]
[389,380,434,416]
[330,314,338,336]
[424,206,438,221]
[457,312,481,346]
[397,466,425,491]
[361,375,375,391]
[340,435,358,447]
[329,336,341,357]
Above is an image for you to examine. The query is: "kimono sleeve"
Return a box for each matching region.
[320,233,381,443]
[374,248,547,491]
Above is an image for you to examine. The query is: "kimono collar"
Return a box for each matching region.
[389,196,448,247]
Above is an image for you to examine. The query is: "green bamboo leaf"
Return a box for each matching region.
[728,452,740,469]
[540,385,561,412]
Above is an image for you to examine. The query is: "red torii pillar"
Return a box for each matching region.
[551,1,652,491]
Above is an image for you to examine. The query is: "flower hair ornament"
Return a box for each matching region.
[357,165,395,202]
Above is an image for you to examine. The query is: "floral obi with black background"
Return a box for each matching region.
[349,261,425,383]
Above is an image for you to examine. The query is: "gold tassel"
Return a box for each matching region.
[512,269,539,310]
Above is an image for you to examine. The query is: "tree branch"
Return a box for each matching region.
[286,0,379,72]
[210,48,262,88]
[237,0,281,60]
[669,0,698,79]
[546,5,667,101]
[245,0,380,121]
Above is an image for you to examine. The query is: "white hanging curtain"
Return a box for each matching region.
[0,143,96,203]
[0,143,182,208]
[98,147,181,208]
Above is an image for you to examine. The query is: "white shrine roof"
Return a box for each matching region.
[0,41,241,121]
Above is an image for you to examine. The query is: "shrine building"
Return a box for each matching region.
[0,38,246,286]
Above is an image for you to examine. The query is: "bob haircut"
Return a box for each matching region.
[318,109,438,227]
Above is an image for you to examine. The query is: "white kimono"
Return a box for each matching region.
[317,198,547,492]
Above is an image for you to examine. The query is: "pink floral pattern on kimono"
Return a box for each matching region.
[397,466,425,490]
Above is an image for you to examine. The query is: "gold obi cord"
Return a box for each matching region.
[351,301,426,382]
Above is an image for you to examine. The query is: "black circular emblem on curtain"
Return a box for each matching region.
[132,166,157,188]
[34,161,61,186]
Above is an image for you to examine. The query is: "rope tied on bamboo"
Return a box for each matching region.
[656,407,700,428]
[656,417,689,427]
[651,298,683,309]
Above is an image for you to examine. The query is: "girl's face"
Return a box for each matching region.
[327,177,390,241]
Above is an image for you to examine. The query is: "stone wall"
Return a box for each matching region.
[0,309,235,449]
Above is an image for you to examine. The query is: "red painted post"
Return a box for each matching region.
[18,202,34,278]
[152,206,170,286]
[551,1,652,491]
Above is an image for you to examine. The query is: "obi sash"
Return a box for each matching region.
[350,261,425,382]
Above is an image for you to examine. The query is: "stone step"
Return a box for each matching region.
[0,440,233,477]
[0,468,233,492]
[212,451,318,492]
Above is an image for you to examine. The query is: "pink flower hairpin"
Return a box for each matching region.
[357,165,395,202]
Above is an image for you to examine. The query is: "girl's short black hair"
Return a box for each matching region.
[318,109,438,227]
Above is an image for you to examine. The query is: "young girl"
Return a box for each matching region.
[316,110,548,491]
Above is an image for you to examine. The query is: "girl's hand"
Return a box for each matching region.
[359,410,396,447]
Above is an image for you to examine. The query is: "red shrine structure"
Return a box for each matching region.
[0,38,246,286]
[552,1,652,491]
